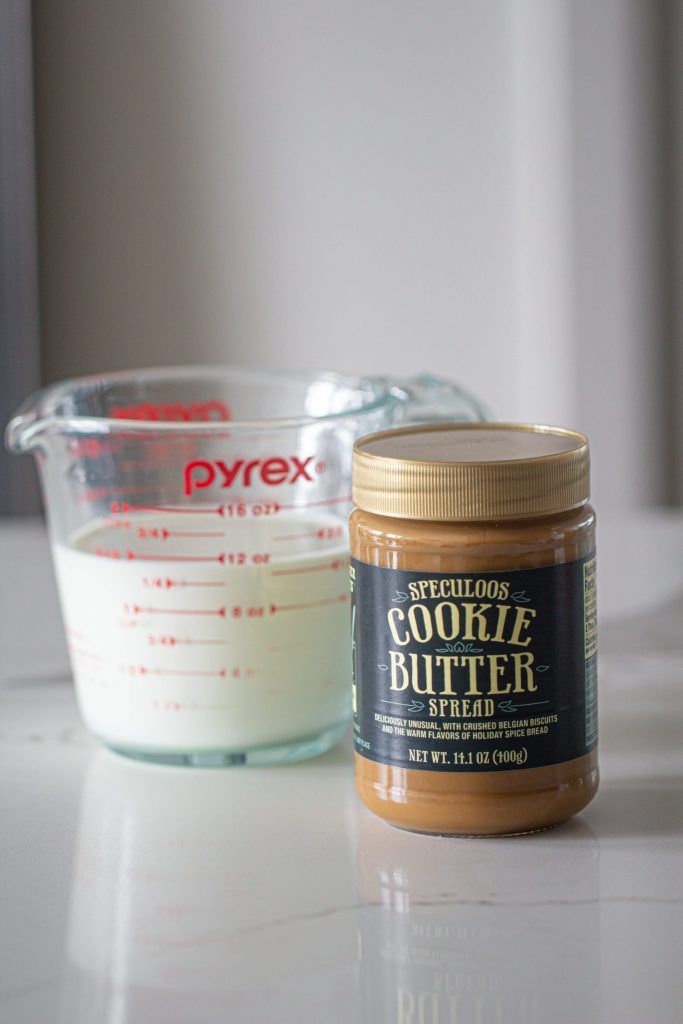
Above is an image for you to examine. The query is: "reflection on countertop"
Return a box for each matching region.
[59,746,361,1023]
[356,815,601,1024]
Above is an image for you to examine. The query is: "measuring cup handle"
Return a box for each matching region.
[386,373,490,425]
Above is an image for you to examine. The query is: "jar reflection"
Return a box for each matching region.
[356,815,601,1024]
[60,749,359,1024]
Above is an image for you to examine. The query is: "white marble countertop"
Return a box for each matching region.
[1,513,682,1024]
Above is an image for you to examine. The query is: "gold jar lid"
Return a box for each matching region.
[352,423,590,521]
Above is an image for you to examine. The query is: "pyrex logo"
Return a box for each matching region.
[184,456,322,496]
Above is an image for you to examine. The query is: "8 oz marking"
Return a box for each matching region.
[230,605,266,618]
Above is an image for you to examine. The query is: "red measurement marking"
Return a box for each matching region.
[123,665,227,678]
[167,530,225,538]
[148,635,226,646]
[143,577,227,588]
[130,604,227,617]
[178,638,226,645]
[271,559,345,577]
[173,579,226,587]
[127,551,225,563]
[171,579,226,587]
[222,551,270,566]
[277,494,352,510]
[270,594,348,614]
[274,533,315,542]
[94,547,122,559]
[274,526,345,542]
[150,668,227,678]
[111,399,231,422]
[222,501,281,518]
[70,438,110,458]
[228,666,256,679]
[111,501,225,517]
[137,527,225,540]
[154,700,194,711]
[227,605,266,618]
[102,518,133,529]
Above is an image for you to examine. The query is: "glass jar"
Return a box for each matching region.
[349,423,598,835]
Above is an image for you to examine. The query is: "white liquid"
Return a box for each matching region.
[53,512,351,754]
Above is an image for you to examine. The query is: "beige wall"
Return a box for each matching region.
[32,1,681,509]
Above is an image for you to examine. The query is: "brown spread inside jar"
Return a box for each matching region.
[349,423,598,836]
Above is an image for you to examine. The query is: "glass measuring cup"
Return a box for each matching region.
[7,366,486,766]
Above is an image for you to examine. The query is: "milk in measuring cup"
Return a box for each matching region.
[53,512,351,756]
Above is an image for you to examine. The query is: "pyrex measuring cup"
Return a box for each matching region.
[7,366,486,766]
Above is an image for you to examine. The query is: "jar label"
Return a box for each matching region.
[350,555,598,772]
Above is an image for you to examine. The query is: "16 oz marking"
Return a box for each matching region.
[223,502,281,518]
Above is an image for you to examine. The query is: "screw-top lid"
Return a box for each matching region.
[352,423,590,521]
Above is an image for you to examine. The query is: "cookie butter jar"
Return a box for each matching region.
[349,423,598,835]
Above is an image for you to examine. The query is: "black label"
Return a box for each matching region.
[350,555,597,772]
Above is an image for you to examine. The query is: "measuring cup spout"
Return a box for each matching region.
[5,387,50,453]
[385,373,490,425]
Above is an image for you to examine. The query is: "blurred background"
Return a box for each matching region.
[2,0,682,515]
